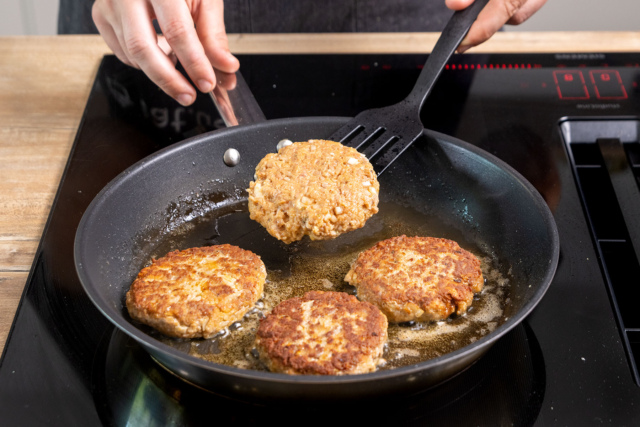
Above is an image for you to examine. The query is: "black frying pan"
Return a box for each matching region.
[75,0,558,401]
[74,116,559,401]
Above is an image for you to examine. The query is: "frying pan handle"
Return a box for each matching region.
[209,71,267,127]
[405,0,490,112]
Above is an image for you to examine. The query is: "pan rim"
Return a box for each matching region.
[74,116,559,385]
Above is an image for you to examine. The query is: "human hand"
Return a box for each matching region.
[446,0,548,53]
[93,0,240,106]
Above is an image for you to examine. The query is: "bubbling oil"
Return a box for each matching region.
[143,200,511,372]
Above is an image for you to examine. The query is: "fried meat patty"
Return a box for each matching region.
[255,291,388,375]
[247,140,379,244]
[345,236,484,322]
[126,245,266,339]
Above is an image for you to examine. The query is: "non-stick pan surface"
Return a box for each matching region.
[75,117,558,401]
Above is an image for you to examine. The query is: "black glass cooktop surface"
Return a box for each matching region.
[2,53,640,425]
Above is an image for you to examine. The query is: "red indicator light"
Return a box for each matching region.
[443,62,547,70]
[382,64,391,70]
[589,70,628,99]
[361,65,370,71]
[440,62,549,71]
[417,64,424,69]
[553,70,590,100]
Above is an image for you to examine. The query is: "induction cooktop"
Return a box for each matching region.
[1,52,640,425]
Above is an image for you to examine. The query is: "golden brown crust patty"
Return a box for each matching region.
[255,291,388,375]
[247,140,379,244]
[126,245,266,339]
[345,236,484,323]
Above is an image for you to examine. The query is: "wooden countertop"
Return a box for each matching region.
[1,32,639,353]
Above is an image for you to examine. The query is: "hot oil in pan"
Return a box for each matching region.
[143,200,511,371]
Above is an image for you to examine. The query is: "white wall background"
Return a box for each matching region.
[0,0,638,36]
[1,0,59,35]
[504,0,639,32]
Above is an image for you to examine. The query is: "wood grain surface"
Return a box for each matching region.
[1,33,639,353]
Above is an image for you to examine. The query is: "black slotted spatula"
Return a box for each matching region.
[330,0,490,174]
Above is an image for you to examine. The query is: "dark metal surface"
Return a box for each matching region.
[209,72,267,127]
[74,115,558,400]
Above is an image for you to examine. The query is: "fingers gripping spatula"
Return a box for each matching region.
[330,0,490,174]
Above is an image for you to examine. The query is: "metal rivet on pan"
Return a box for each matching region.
[277,139,293,151]
[223,148,240,166]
